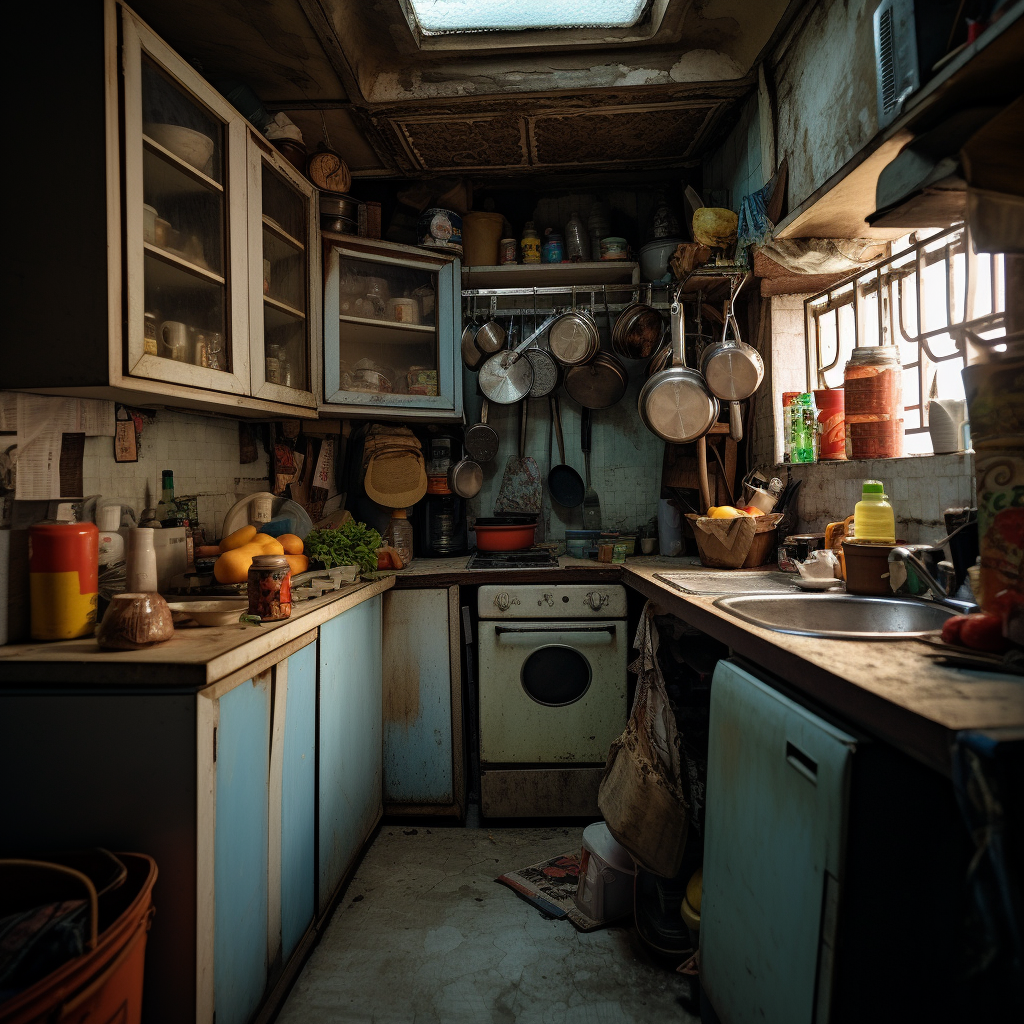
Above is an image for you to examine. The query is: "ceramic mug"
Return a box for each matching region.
[161,321,191,362]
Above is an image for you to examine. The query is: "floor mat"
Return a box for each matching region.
[497,851,605,931]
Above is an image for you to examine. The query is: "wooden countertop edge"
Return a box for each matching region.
[0,576,395,688]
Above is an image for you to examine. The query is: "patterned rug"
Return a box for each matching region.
[496,851,604,931]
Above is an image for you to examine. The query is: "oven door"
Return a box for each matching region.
[477,620,628,764]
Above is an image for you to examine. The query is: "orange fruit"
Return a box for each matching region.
[278,534,304,555]
[285,554,309,576]
[220,525,257,552]
[258,538,285,556]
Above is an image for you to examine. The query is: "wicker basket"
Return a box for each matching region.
[686,513,783,569]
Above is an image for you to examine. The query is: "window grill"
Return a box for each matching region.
[804,224,1006,450]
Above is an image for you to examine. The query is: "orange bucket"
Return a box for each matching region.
[0,853,158,1024]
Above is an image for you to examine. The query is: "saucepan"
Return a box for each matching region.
[637,301,719,443]
[473,517,538,551]
[699,274,763,442]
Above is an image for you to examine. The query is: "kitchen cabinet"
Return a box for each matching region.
[321,235,463,419]
[702,660,856,1024]
[318,594,384,914]
[382,587,464,817]
[210,674,272,1024]
[8,0,319,418]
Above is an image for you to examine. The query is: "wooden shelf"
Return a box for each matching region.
[142,135,223,193]
[462,261,639,292]
[262,215,305,252]
[264,294,306,331]
[144,243,225,287]
[339,313,434,333]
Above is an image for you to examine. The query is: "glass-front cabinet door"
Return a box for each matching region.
[247,137,318,409]
[121,11,249,395]
[323,240,461,418]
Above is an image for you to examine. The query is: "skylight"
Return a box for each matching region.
[406,0,649,35]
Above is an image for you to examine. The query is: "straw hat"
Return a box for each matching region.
[362,426,428,507]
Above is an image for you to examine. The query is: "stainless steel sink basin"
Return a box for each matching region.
[713,593,956,640]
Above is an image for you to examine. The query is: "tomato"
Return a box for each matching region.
[941,615,969,646]
[959,612,1010,654]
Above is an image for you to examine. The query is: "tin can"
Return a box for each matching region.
[29,522,99,640]
[814,388,846,460]
[248,554,292,621]
[144,313,159,356]
[499,238,517,264]
[418,208,463,255]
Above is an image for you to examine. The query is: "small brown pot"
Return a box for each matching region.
[842,539,895,595]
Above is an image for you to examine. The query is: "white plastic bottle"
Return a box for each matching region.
[97,505,125,566]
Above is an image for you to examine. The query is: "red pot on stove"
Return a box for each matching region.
[472,520,538,551]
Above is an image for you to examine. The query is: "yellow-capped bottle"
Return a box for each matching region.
[853,479,895,544]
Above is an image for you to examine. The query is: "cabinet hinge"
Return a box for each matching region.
[213,726,218,764]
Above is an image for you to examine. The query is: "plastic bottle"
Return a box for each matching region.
[787,393,818,463]
[385,508,414,567]
[853,480,896,544]
[564,212,590,261]
[97,505,125,566]
[156,470,175,523]
[520,222,541,264]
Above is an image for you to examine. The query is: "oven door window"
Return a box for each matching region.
[521,644,592,707]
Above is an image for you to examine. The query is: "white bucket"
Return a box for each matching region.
[573,822,636,924]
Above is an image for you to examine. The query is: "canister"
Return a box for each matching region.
[29,522,99,640]
[843,346,903,459]
[499,238,517,264]
[814,388,846,460]
[542,232,564,264]
[418,208,463,255]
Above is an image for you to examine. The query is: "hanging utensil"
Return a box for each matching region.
[448,456,483,499]
[547,394,585,508]
[699,274,763,442]
[581,407,602,530]
[474,313,506,355]
[637,300,719,443]
[494,399,543,515]
[548,290,600,366]
[461,300,483,370]
[612,286,664,361]
[465,398,499,463]
[564,351,628,410]
[477,314,557,404]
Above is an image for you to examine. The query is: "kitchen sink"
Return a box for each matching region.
[713,593,956,640]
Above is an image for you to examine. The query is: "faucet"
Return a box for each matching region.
[888,545,978,613]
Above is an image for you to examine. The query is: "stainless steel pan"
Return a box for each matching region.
[464,399,499,463]
[548,301,600,366]
[699,275,762,442]
[637,301,719,443]
[564,351,628,410]
[478,314,556,404]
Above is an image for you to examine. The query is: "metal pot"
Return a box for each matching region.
[637,301,719,443]
[473,521,538,551]
[319,194,360,220]
[612,302,664,360]
[564,351,628,410]
[548,305,600,366]
[699,275,763,441]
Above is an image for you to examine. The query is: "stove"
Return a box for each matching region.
[466,549,559,570]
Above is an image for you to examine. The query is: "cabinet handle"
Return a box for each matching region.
[493,625,616,636]
[786,741,817,783]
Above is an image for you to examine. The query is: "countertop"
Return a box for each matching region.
[2,555,1021,775]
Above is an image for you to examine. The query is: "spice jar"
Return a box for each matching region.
[499,238,517,264]
[843,346,904,459]
[248,554,292,621]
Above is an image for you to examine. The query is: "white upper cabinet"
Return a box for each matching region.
[321,236,462,419]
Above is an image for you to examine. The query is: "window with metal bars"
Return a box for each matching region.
[804,224,1007,455]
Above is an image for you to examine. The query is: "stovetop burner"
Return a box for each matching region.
[466,549,559,570]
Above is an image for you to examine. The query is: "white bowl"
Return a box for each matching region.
[639,237,683,283]
[166,599,247,627]
[145,123,215,175]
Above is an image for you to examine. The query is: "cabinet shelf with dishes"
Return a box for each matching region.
[9,1,320,418]
[321,234,462,419]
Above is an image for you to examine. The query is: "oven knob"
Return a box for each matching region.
[584,591,609,611]
[493,592,520,611]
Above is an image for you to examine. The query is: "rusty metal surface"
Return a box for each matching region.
[480,767,604,818]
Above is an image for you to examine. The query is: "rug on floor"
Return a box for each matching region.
[496,851,606,931]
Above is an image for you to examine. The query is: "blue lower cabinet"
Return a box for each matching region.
[280,642,317,961]
[214,676,271,1024]
[318,595,383,915]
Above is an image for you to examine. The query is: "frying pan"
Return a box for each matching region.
[548,300,600,366]
[612,299,664,360]
[464,399,499,463]
[564,351,628,410]
[448,456,483,498]
[478,314,557,404]
[474,314,506,355]
[699,275,762,442]
[462,317,483,370]
[637,301,719,443]
[547,394,585,508]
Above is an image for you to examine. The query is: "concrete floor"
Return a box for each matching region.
[277,825,698,1024]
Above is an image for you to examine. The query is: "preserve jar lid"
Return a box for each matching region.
[251,554,289,569]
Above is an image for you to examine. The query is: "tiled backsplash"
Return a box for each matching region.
[82,409,270,539]
[783,453,975,544]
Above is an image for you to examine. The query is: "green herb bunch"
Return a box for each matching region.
[304,521,382,575]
